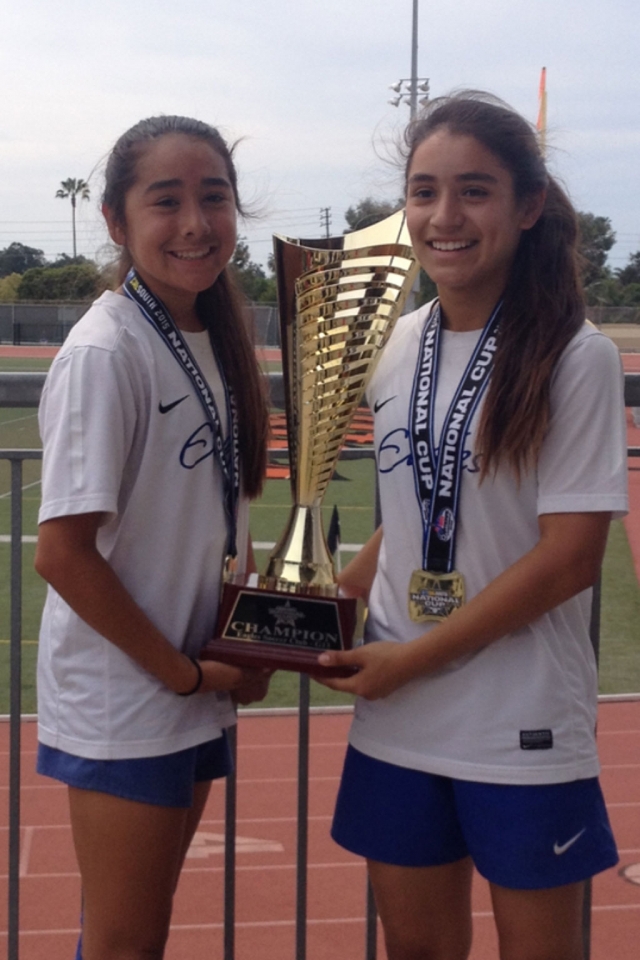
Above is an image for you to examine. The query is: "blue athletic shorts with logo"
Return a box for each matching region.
[331,745,618,890]
[37,733,232,809]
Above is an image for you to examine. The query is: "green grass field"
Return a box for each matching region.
[1,357,638,713]
[0,357,53,371]
[598,517,640,693]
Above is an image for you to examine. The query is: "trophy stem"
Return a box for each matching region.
[261,504,337,595]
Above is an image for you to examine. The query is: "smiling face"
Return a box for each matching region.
[103,132,237,329]
[405,129,543,326]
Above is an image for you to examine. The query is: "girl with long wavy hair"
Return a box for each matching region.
[318,92,628,960]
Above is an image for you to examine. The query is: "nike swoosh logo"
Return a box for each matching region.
[373,396,397,413]
[158,395,189,414]
[553,828,586,855]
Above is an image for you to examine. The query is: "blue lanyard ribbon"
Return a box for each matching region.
[408,301,501,573]
[123,269,240,557]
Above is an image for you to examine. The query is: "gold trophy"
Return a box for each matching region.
[203,210,418,675]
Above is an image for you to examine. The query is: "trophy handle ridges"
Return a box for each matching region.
[268,211,419,588]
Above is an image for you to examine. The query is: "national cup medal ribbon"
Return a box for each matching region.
[123,270,240,563]
[407,300,501,622]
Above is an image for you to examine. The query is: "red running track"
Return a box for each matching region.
[0,346,283,362]
[1,702,639,960]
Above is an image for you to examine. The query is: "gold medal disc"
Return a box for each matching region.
[408,569,465,623]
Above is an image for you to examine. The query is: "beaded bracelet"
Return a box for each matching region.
[178,656,203,697]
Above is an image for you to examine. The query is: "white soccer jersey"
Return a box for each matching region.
[37,291,243,760]
[349,302,629,785]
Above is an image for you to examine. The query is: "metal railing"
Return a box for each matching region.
[2,371,640,960]
[0,302,280,349]
[1,443,374,960]
[4,449,41,960]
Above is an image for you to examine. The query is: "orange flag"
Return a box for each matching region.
[537,67,547,155]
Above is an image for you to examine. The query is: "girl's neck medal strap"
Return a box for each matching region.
[123,269,240,561]
[407,301,501,622]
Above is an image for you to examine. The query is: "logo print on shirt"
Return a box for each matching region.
[379,429,413,473]
[553,829,586,856]
[159,395,189,414]
[377,433,480,477]
[373,395,397,413]
[180,423,215,468]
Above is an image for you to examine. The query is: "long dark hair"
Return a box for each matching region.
[102,115,269,497]
[403,92,584,478]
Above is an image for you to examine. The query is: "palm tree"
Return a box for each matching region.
[55,178,90,259]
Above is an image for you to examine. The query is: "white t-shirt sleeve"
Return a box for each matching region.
[537,329,628,518]
[38,342,139,524]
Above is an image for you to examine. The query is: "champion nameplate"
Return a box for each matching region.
[221,590,344,651]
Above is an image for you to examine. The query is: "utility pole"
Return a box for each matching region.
[319,207,332,238]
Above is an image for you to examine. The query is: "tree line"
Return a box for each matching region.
[0,239,276,305]
[0,246,101,302]
[0,199,638,311]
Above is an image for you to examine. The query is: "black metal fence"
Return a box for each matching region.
[1,302,636,347]
[0,303,280,348]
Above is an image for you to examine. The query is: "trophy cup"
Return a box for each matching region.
[203,210,418,675]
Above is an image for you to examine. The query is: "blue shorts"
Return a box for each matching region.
[331,745,618,890]
[37,733,232,809]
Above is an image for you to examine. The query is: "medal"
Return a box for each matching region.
[408,569,465,623]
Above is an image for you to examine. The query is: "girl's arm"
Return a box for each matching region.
[317,510,610,698]
[231,530,272,704]
[336,525,383,601]
[35,512,261,696]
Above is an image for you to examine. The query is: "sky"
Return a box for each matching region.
[2,0,638,272]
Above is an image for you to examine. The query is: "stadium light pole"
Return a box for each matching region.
[410,0,418,117]
[388,1,429,121]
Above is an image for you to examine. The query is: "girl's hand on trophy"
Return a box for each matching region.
[197,660,272,703]
[315,641,415,700]
[232,668,273,706]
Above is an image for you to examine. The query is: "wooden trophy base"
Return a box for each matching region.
[201,580,360,677]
